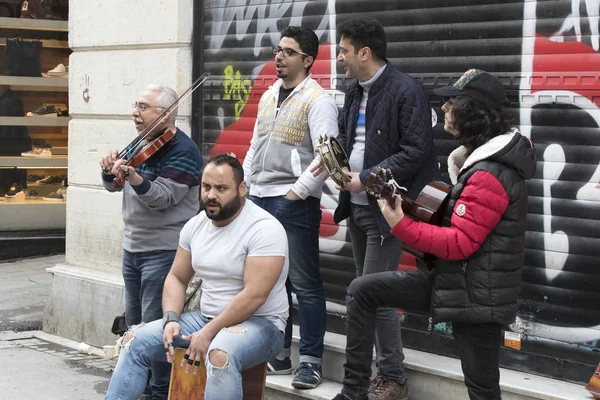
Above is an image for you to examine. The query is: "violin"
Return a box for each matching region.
[112,127,176,185]
[107,72,210,185]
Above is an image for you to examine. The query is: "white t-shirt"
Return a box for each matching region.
[178,200,289,332]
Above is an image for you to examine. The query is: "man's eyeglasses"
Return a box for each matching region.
[272,46,309,58]
[132,102,165,112]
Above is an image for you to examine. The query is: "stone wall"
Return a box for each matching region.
[44,0,194,346]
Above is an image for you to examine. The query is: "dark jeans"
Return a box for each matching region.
[122,249,177,400]
[348,204,406,383]
[341,270,503,400]
[249,195,326,364]
[453,322,503,400]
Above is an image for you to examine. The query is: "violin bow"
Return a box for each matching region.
[118,72,211,160]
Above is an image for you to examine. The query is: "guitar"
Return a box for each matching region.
[366,167,452,269]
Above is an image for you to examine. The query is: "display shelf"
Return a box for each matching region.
[0,156,67,169]
[0,17,68,32]
[0,116,70,126]
[0,76,68,92]
[0,38,68,48]
[2,198,65,205]
[0,200,65,231]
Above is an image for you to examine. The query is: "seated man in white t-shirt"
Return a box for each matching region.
[105,153,289,400]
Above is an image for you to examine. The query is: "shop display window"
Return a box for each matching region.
[0,0,70,234]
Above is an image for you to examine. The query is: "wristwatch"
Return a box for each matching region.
[162,311,179,329]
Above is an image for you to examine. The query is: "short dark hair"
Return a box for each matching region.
[281,26,319,72]
[337,17,387,62]
[206,153,244,185]
[450,95,514,152]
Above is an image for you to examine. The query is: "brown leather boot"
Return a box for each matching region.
[368,377,408,400]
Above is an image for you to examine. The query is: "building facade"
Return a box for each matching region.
[45,0,600,384]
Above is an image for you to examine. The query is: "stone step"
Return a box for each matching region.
[264,326,590,400]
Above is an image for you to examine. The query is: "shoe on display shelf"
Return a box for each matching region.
[42,63,69,77]
[20,0,62,20]
[5,184,25,203]
[27,174,46,183]
[26,104,65,117]
[21,148,52,158]
[6,183,23,197]
[42,188,65,202]
[39,175,63,185]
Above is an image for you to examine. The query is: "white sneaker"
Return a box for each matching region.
[42,63,68,77]
[21,148,52,158]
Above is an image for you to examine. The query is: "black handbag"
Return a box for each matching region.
[111,312,127,336]
[4,37,42,77]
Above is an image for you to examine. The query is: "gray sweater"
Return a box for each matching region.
[102,128,202,252]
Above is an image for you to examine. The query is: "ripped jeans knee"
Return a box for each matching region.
[206,326,248,377]
[119,322,146,354]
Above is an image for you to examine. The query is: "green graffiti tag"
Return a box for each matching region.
[223,65,252,120]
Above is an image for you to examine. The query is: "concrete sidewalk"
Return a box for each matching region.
[0,255,116,399]
[0,255,62,332]
[0,330,114,399]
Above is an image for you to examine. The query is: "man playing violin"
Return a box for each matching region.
[332,70,536,400]
[100,84,202,399]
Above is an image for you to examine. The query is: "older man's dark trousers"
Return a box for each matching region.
[341,269,502,400]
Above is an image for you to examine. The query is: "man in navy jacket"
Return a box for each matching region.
[328,17,439,400]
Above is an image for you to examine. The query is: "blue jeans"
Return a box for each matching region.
[249,195,326,364]
[122,249,176,398]
[347,204,406,384]
[105,312,284,400]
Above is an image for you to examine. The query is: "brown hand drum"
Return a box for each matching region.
[168,348,267,400]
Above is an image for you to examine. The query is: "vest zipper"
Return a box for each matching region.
[462,261,474,303]
[427,316,433,331]
[256,89,294,186]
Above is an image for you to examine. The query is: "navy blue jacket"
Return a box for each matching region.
[334,65,440,235]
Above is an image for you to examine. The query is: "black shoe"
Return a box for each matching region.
[27,174,45,182]
[40,175,63,185]
[266,356,293,375]
[332,393,368,400]
[6,183,22,196]
[332,395,352,400]
[292,362,322,389]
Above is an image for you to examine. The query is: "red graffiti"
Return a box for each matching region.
[531,36,600,106]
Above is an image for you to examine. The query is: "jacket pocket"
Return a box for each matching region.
[291,148,302,177]
[462,261,474,304]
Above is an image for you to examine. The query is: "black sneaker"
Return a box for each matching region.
[331,395,354,400]
[27,174,45,183]
[40,175,63,185]
[332,394,369,400]
[266,357,293,375]
[291,362,322,389]
[6,183,23,196]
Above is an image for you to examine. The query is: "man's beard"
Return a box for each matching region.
[203,194,242,221]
